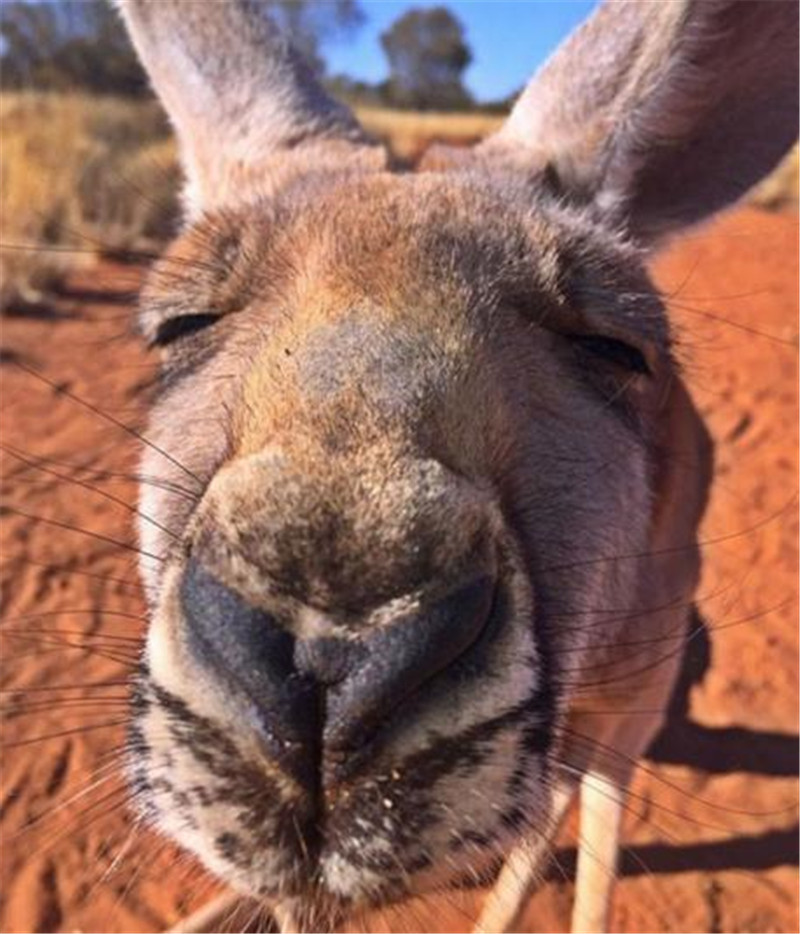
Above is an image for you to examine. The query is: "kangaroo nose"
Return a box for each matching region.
[180,558,319,774]
[180,558,495,769]
[309,576,495,753]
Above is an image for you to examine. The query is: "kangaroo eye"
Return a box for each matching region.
[570,334,651,376]
[151,313,221,348]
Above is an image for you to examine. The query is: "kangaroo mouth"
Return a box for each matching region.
[132,547,545,910]
[317,577,506,787]
[177,549,508,792]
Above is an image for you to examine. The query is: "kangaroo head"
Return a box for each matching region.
[118,0,797,919]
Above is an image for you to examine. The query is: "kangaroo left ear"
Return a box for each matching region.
[433,0,798,250]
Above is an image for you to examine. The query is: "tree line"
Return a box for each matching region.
[0,0,516,112]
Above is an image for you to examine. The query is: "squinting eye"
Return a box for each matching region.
[151,313,221,348]
[570,334,651,375]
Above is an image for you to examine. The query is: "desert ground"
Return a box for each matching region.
[0,199,797,933]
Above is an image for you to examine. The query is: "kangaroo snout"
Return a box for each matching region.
[173,446,502,790]
[181,556,497,780]
[313,574,496,756]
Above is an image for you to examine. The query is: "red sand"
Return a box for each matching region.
[1,207,797,933]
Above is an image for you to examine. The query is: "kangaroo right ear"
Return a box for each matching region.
[115,0,381,218]
[478,0,798,249]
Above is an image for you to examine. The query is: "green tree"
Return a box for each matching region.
[0,1,148,94]
[380,7,473,110]
[0,0,365,94]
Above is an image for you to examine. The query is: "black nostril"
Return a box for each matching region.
[182,557,294,688]
[323,575,496,753]
[180,559,497,777]
[180,558,318,763]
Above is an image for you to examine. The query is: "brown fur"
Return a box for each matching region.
[114,2,796,931]
[136,162,699,931]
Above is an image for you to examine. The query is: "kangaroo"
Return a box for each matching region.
[113,1,798,931]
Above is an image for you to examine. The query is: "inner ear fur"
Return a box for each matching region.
[116,0,382,218]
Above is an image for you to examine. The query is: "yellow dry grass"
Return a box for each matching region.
[0,92,179,308]
[0,95,506,307]
[355,105,503,161]
[1,92,796,309]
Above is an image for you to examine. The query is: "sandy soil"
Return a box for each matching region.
[1,207,797,933]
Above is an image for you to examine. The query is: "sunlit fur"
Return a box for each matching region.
[129,170,707,913]
[114,0,796,927]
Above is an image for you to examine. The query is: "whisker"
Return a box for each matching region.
[0,558,144,593]
[8,359,204,488]
[543,494,796,574]
[0,680,132,695]
[8,755,128,841]
[0,633,139,667]
[547,574,741,635]
[1,609,146,626]
[2,698,130,717]
[0,446,199,502]
[581,283,798,347]
[558,729,797,821]
[0,240,218,278]
[1,627,142,644]
[555,598,792,673]
[0,644,136,666]
[0,506,165,563]
[1,718,130,749]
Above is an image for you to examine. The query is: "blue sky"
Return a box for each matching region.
[326,1,598,102]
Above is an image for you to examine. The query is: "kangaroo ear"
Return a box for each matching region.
[115,0,380,218]
[482,0,798,248]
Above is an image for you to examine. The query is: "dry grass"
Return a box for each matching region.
[0,92,179,309]
[1,92,796,310]
[354,106,503,161]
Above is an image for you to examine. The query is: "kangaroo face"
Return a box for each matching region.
[131,171,667,907]
[116,0,796,924]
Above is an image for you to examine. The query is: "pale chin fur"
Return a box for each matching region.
[131,545,552,907]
